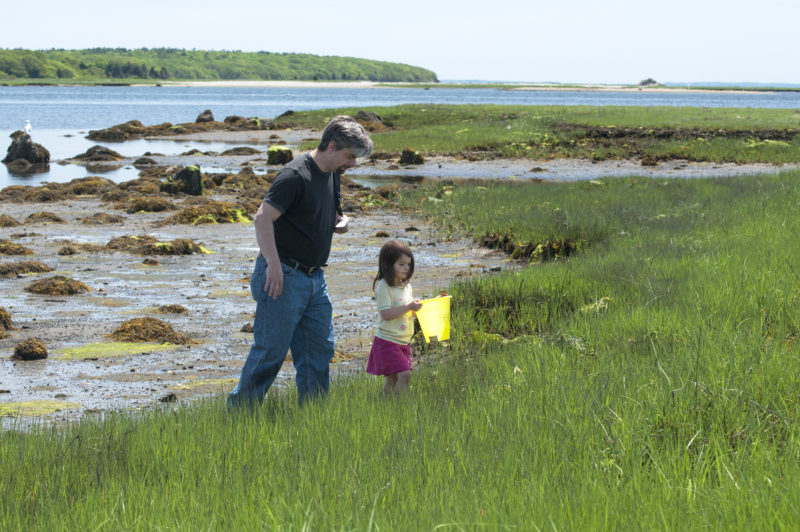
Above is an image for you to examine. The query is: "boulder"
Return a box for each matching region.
[399,147,424,165]
[220,147,261,156]
[73,145,124,162]
[196,109,215,123]
[224,115,245,126]
[355,110,388,132]
[3,131,50,164]
[267,146,293,165]
[161,165,204,196]
[133,157,157,166]
[87,120,145,141]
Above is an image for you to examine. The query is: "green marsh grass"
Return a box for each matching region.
[280,104,800,164]
[3,172,800,529]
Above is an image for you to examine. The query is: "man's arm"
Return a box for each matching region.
[253,202,283,299]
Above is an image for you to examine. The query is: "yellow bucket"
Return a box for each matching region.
[416,295,452,343]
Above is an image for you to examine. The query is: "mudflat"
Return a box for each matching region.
[0,186,510,426]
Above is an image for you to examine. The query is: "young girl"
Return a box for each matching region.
[366,240,423,394]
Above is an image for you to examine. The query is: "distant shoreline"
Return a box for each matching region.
[5,80,796,94]
[161,80,789,95]
[161,80,381,89]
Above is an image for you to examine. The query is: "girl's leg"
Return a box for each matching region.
[383,373,398,395]
[395,370,411,392]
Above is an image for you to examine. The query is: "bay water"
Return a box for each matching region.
[2,84,799,187]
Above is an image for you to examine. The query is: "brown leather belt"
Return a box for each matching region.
[280,257,322,275]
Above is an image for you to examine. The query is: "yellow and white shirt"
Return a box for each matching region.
[375,279,414,345]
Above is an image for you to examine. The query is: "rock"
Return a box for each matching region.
[5,159,32,172]
[3,131,50,164]
[355,110,383,123]
[220,147,261,156]
[641,154,659,166]
[161,165,204,196]
[267,146,293,165]
[399,148,424,165]
[134,157,157,166]
[73,145,123,162]
[240,323,254,333]
[159,393,177,403]
[224,115,245,126]
[87,120,146,141]
[196,109,215,123]
[12,338,48,360]
[355,110,388,132]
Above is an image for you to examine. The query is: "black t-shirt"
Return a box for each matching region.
[264,153,340,267]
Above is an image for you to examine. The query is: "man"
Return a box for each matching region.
[228,115,373,407]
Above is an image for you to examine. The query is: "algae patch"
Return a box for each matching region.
[169,377,238,391]
[55,342,181,360]
[0,400,81,417]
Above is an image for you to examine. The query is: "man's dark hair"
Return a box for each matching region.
[318,115,373,157]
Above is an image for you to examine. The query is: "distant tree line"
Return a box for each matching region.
[0,48,439,82]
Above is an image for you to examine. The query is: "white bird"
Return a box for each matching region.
[24,120,31,135]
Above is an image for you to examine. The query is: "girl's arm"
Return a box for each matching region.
[380,299,422,321]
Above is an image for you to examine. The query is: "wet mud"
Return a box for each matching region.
[0,192,511,427]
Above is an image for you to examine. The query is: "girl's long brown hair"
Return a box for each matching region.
[373,239,415,290]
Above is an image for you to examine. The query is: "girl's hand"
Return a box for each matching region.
[408,299,422,312]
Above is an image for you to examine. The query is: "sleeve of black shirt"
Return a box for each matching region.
[264,169,302,214]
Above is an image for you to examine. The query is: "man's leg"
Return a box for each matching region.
[228,259,307,408]
[290,270,334,404]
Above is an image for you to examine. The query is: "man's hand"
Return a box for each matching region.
[265,262,283,299]
[334,214,350,234]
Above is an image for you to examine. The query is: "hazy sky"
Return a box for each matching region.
[3,0,799,84]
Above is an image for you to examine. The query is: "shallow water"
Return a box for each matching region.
[4,84,800,188]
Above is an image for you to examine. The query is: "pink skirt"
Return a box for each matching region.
[366,336,412,376]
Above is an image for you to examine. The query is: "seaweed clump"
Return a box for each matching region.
[161,200,252,225]
[12,338,48,360]
[105,235,209,256]
[108,317,194,344]
[117,196,175,214]
[25,275,90,295]
[0,240,34,256]
[141,239,208,255]
[156,304,188,314]
[479,233,587,262]
[0,214,20,227]
[79,213,126,225]
[0,260,53,278]
[0,307,13,339]
[25,212,66,224]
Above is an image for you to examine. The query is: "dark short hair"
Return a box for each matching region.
[373,239,415,290]
[318,115,373,157]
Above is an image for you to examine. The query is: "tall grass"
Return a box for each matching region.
[3,172,800,529]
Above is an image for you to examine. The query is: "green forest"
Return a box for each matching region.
[0,48,438,83]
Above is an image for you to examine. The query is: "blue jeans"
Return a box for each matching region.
[228,255,334,407]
